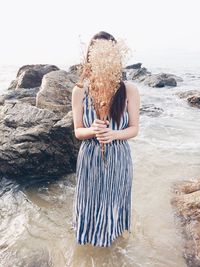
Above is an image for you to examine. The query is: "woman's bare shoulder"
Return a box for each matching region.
[124,81,140,101]
[72,84,85,99]
[124,80,139,93]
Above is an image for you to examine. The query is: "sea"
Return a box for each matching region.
[0,50,200,266]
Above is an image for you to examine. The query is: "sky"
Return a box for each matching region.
[0,0,200,67]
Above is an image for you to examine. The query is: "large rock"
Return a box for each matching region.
[125,63,142,69]
[124,63,183,88]
[0,87,39,106]
[36,70,78,115]
[143,73,181,87]
[0,102,80,179]
[8,64,59,90]
[187,95,200,108]
[68,63,81,74]
[171,179,200,267]
[124,63,151,81]
[175,90,200,99]
[126,67,150,81]
[175,90,200,108]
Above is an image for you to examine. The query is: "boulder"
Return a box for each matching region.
[125,63,183,87]
[125,63,142,69]
[143,73,180,87]
[175,90,200,108]
[0,102,80,179]
[36,70,78,115]
[175,90,200,99]
[124,62,151,81]
[0,87,39,106]
[127,67,150,81]
[68,63,81,74]
[171,179,200,267]
[187,95,200,108]
[8,64,59,90]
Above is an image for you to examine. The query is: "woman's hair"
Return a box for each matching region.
[86,31,127,129]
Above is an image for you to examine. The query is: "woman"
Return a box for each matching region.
[71,31,140,247]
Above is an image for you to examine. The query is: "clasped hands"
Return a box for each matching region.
[91,119,116,144]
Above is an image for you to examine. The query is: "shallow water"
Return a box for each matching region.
[0,65,200,266]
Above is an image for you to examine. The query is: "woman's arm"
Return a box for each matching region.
[72,85,96,140]
[96,81,140,143]
[72,85,109,140]
[72,82,140,141]
[113,81,140,140]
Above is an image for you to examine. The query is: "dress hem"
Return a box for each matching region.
[74,227,132,248]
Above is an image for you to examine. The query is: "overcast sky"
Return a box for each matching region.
[0,0,200,67]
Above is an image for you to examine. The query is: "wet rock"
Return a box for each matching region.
[187,95,200,108]
[171,179,200,267]
[124,63,182,87]
[0,102,80,179]
[175,90,200,108]
[125,63,142,69]
[126,67,150,81]
[143,73,180,87]
[36,70,78,115]
[0,64,82,180]
[140,104,164,117]
[124,63,151,81]
[175,90,200,99]
[8,64,59,90]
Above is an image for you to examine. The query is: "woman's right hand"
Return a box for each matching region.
[91,119,109,136]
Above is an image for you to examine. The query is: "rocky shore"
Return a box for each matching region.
[0,64,81,179]
[0,62,199,179]
[0,61,200,265]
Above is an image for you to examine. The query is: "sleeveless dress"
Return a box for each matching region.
[72,85,134,247]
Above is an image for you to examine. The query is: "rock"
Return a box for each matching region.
[140,104,164,117]
[122,71,127,80]
[171,179,200,267]
[36,70,78,115]
[143,73,179,87]
[124,63,183,88]
[175,90,200,99]
[68,63,81,74]
[125,63,142,69]
[187,95,200,108]
[175,90,200,108]
[16,69,41,89]
[0,87,39,106]
[8,64,59,90]
[126,67,150,81]
[8,79,18,90]
[0,102,80,179]
[123,63,151,82]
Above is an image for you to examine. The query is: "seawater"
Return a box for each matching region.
[0,57,199,266]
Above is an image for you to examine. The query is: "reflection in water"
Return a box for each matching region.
[1,68,200,266]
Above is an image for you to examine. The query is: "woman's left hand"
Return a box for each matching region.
[95,124,116,144]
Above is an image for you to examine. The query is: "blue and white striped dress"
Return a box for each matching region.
[72,85,134,247]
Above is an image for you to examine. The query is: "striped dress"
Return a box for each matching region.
[72,85,134,247]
